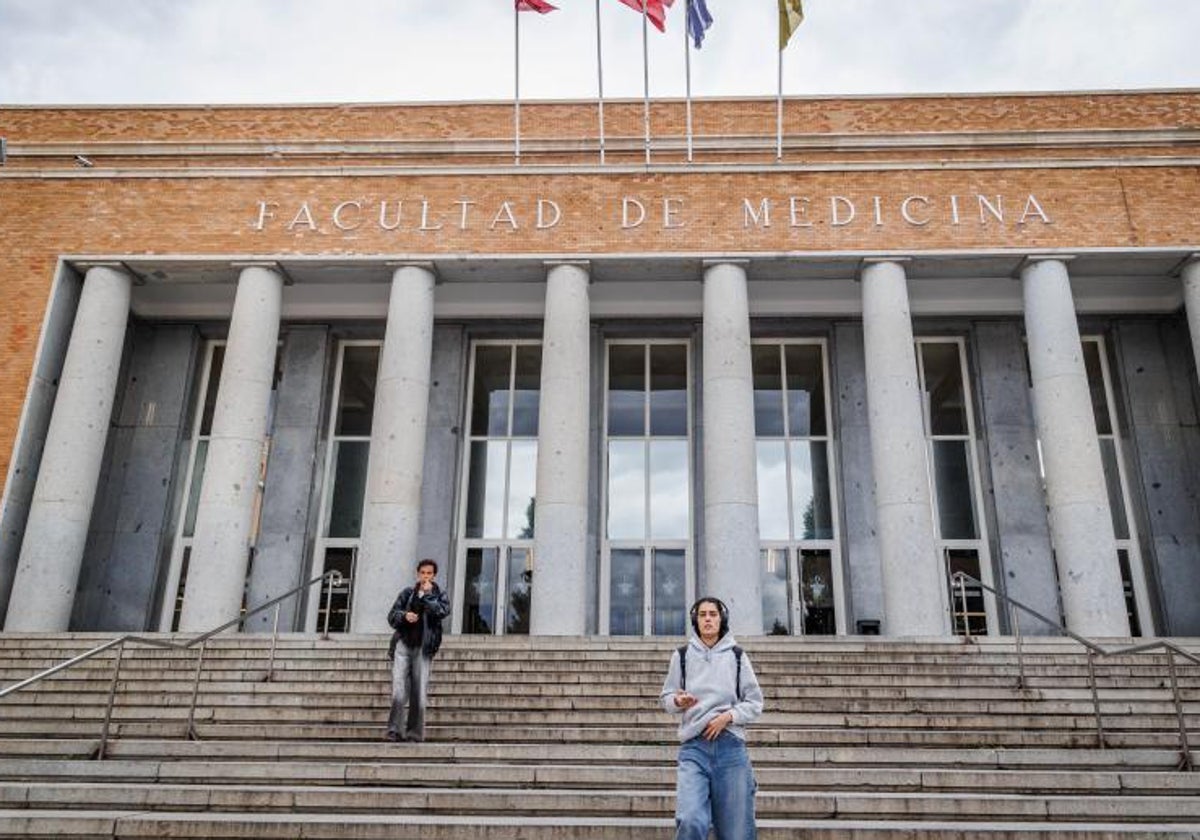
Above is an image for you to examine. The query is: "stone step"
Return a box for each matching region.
[0,810,1198,839]
[2,781,1198,822]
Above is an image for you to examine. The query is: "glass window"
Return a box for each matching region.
[609,549,645,636]
[931,440,977,540]
[607,441,646,540]
[652,549,687,635]
[512,345,542,437]
[756,442,789,541]
[785,344,826,437]
[471,345,513,437]
[920,342,968,436]
[465,441,507,539]
[315,548,356,634]
[607,345,645,437]
[791,441,833,540]
[199,345,225,437]
[327,441,370,538]
[649,441,689,540]
[463,547,499,635]
[761,548,790,635]
[752,345,784,436]
[335,346,379,436]
[800,550,836,635]
[1082,341,1112,436]
[505,548,533,635]
[650,345,688,436]
[507,441,538,540]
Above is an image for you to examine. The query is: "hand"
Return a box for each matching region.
[418,582,433,594]
[673,691,697,710]
[702,711,734,741]
[404,611,419,623]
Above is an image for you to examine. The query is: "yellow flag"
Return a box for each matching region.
[779,0,804,49]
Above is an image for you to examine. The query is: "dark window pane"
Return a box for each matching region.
[1117,550,1141,636]
[920,343,968,436]
[652,549,687,635]
[785,344,826,437]
[327,441,369,538]
[609,549,644,636]
[650,344,688,436]
[170,548,191,632]
[182,440,208,538]
[801,550,836,635]
[316,548,357,634]
[463,547,499,634]
[761,549,791,635]
[1082,341,1112,435]
[608,345,645,437]
[752,344,784,436]
[946,550,987,636]
[471,346,513,437]
[335,346,380,436]
[1100,439,1129,540]
[512,345,542,437]
[199,345,225,436]
[932,440,977,540]
[505,548,532,635]
[465,441,507,539]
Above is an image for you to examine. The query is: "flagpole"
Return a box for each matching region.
[595,0,606,164]
[515,3,522,165]
[684,0,693,162]
[776,39,784,162]
[642,0,651,166]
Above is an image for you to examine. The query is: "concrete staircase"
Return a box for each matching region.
[0,633,1197,838]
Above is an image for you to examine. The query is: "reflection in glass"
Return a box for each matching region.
[183,440,209,537]
[920,343,968,436]
[946,549,986,636]
[471,346,513,437]
[752,345,784,436]
[507,441,538,539]
[756,442,789,540]
[1099,439,1129,540]
[1082,342,1112,435]
[463,547,499,634]
[170,548,192,632]
[506,548,532,634]
[327,441,370,538]
[316,547,356,633]
[608,345,645,437]
[607,441,646,539]
[199,346,225,437]
[790,442,833,540]
[785,344,825,437]
[1117,549,1141,635]
[652,549,687,635]
[650,344,688,436]
[801,550,836,635]
[335,346,380,436]
[512,345,542,437]
[761,549,790,635]
[932,440,977,540]
[609,549,644,635]
[649,441,689,540]
[465,441,508,539]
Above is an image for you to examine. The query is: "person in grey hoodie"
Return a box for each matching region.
[660,596,764,840]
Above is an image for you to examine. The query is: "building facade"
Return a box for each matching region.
[1,91,1199,639]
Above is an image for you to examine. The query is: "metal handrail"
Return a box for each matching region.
[0,568,344,758]
[951,571,1197,771]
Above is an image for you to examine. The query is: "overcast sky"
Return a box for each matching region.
[1,0,1198,106]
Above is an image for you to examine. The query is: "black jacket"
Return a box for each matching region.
[387,583,450,660]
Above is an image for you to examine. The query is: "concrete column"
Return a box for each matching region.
[5,265,132,631]
[178,265,283,632]
[701,261,762,636]
[860,259,946,636]
[1021,257,1129,637]
[531,262,591,635]
[1183,256,1200,390]
[351,263,436,633]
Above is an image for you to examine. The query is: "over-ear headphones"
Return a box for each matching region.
[689,596,729,638]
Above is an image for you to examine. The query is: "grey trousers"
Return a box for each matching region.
[387,645,431,740]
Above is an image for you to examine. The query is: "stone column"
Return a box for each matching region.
[1183,256,1200,390]
[1021,257,1129,637]
[178,265,283,632]
[351,263,436,633]
[860,259,946,636]
[701,261,763,636]
[530,262,591,635]
[5,265,131,631]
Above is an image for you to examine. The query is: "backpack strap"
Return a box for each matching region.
[677,645,689,690]
[732,645,743,701]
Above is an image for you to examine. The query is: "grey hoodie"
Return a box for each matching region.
[659,633,764,743]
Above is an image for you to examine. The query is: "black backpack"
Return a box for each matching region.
[677,644,744,700]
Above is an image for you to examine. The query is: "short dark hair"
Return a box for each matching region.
[417,558,438,574]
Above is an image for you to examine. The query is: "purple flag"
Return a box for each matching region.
[687,0,713,47]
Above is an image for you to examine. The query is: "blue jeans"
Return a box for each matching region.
[674,731,757,840]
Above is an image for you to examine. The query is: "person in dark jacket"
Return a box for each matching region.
[385,558,450,742]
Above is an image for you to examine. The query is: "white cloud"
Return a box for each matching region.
[0,0,1196,105]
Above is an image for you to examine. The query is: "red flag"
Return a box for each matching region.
[615,0,674,33]
[516,0,557,11]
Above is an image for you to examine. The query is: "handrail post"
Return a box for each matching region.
[957,573,971,639]
[97,639,126,761]
[1012,603,1025,690]
[185,640,207,741]
[1087,648,1105,749]
[1166,649,1194,772]
[266,602,281,683]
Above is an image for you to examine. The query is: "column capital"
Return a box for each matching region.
[72,260,128,274]
[229,261,293,284]
[385,260,440,283]
[1171,253,1200,276]
[543,259,591,270]
[1015,254,1076,277]
[856,257,910,282]
[701,258,751,268]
